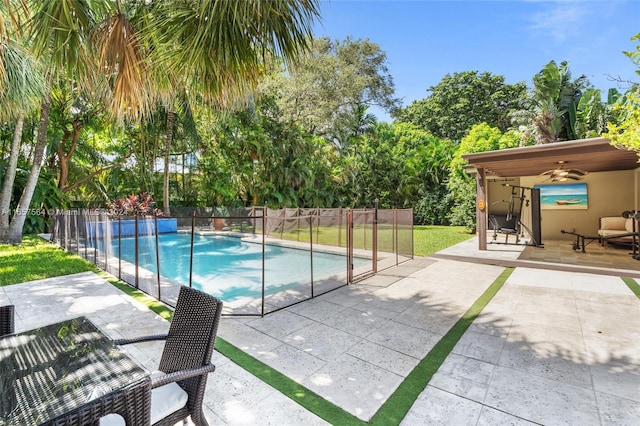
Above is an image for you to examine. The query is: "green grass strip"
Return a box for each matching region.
[96,270,361,423]
[621,277,640,298]
[368,267,514,426]
[99,265,513,425]
[214,338,364,425]
[95,269,174,320]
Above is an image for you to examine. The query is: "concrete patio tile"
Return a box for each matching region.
[476,405,538,425]
[570,274,632,294]
[243,310,316,339]
[452,330,506,364]
[366,280,429,312]
[256,343,326,382]
[498,341,592,388]
[429,353,495,403]
[575,296,640,318]
[238,395,330,426]
[485,365,601,426]
[588,362,640,403]
[364,319,441,359]
[285,298,347,323]
[302,353,404,421]
[466,313,513,339]
[346,339,418,377]
[203,361,301,425]
[400,386,483,426]
[509,306,582,331]
[506,267,577,290]
[574,291,639,306]
[506,322,586,349]
[394,300,463,336]
[320,285,378,308]
[357,273,405,288]
[283,321,360,362]
[579,304,640,340]
[596,391,640,425]
[217,318,283,357]
[322,306,390,338]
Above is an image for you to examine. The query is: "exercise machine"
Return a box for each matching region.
[561,210,639,255]
[489,184,543,247]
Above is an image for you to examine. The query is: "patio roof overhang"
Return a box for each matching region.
[461,137,639,177]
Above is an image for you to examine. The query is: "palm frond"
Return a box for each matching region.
[93,11,149,121]
[148,0,319,107]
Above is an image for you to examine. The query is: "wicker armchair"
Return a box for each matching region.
[0,304,15,337]
[112,286,223,426]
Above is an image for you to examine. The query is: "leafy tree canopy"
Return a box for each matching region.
[605,33,640,151]
[394,71,527,143]
[262,36,400,148]
[447,123,520,230]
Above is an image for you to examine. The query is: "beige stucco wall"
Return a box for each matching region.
[517,169,638,241]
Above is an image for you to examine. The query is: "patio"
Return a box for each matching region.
[2,237,639,425]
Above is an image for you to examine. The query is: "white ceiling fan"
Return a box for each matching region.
[539,161,587,182]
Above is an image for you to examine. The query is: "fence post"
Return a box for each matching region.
[309,214,314,298]
[261,211,266,316]
[394,208,399,266]
[118,216,122,280]
[347,209,353,284]
[74,211,79,255]
[373,199,378,273]
[134,214,139,289]
[154,214,161,300]
[189,212,195,288]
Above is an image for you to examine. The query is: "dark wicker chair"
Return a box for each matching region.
[0,304,15,337]
[115,286,223,426]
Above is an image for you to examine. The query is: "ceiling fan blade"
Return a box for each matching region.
[566,168,586,176]
[540,169,558,176]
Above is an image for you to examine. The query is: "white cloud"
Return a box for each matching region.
[527,1,591,42]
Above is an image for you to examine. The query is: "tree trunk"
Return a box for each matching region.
[1,94,51,243]
[0,113,25,231]
[163,109,175,216]
[56,119,83,191]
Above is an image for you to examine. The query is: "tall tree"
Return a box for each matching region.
[395,71,527,143]
[0,38,43,232]
[263,36,400,149]
[1,0,320,242]
[1,0,104,243]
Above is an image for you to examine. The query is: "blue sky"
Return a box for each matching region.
[312,0,640,121]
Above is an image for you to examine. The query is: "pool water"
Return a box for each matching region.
[102,233,369,301]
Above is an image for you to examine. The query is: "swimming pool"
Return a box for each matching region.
[101,233,369,302]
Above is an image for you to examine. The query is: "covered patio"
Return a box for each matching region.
[462,137,640,260]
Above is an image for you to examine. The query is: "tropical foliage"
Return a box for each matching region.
[0,2,637,243]
[394,71,528,142]
[605,33,640,151]
[447,124,521,230]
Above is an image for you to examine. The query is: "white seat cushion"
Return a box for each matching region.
[149,381,188,424]
[100,374,188,426]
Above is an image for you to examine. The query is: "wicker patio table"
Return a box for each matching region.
[0,317,150,426]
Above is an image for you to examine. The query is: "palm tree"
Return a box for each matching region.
[0,0,109,243]
[514,60,590,144]
[1,0,320,242]
[97,0,320,215]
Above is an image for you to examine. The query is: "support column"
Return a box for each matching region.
[476,167,487,250]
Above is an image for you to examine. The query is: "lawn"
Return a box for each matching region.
[277,224,472,257]
[413,225,474,256]
[0,235,95,286]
